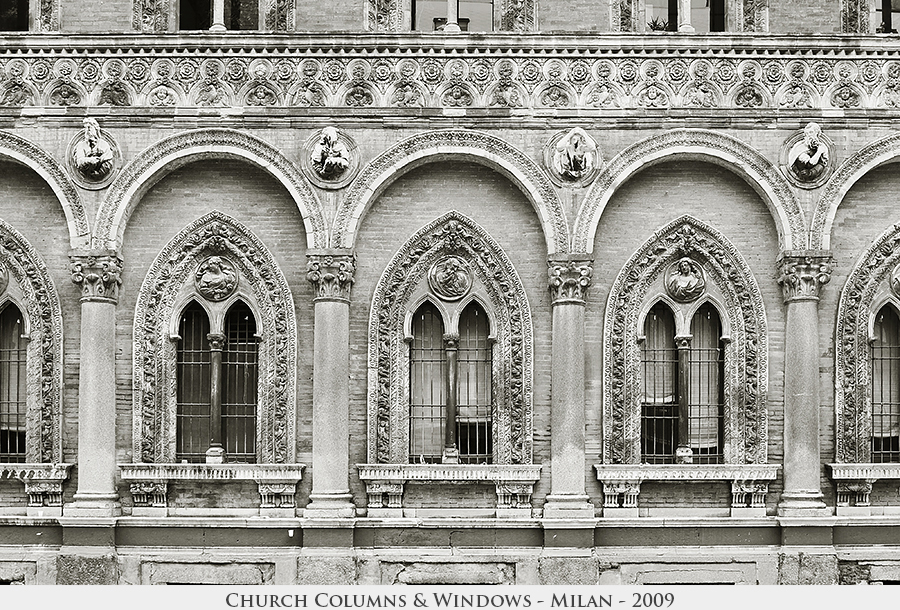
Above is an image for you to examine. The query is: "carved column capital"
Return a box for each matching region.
[207,333,226,351]
[70,252,123,304]
[548,256,593,305]
[776,250,833,303]
[306,250,356,302]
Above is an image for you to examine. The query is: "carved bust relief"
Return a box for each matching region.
[780,122,834,189]
[66,118,119,190]
[195,256,238,301]
[427,255,473,301]
[544,127,601,186]
[301,126,360,189]
[665,257,706,303]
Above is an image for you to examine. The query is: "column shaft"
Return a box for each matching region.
[677,0,695,31]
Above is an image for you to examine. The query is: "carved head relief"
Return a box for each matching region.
[194,256,238,301]
[665,257,706,303]
[301,126,360,189]
[781,121,833,189]
[66,117,120,190]
[428,255,473,301]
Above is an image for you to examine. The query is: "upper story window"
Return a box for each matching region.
[413,0,494,31]
[645,0,725,32]
[0,304,26,463]
[874,0,900,31]
[369,0,534,32]
[179,0,260,30]
[409,300,492,464]
[135,0,293,32]
[0,0,28,31]
[871,304,900,462]
[613,0,765,32]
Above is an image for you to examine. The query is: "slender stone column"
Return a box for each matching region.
[674,335,693,464]
[543,257,594,519]
[776,251,833,517]
[305,251,356,518]
[65,254,123,517]
[442,333,460,464]
[210,0,226,31]
[444,0,461,32]
[677,0,695,32]
[206,333,226,463]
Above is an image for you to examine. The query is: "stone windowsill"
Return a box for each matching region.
[357,463,542,518]
[119,463,305,516]
[593,463,780,518]
[0,463,73,517]
[828,463,900,515]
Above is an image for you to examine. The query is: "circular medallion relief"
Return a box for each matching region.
[65,118,121,190]
[428,256,473,301]
[665,258,706,303]
[195,256,238,302]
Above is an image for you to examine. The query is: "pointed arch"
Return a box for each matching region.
[602,215,768,465]
[332,129,569,255]
[811,132,900,250]
[0,130,89,249]
[133,211,296,464]
[573,129,805,253]
[367,211,533,464]
[0,218,63,462]
[834,222,900,463]
[95,128,327,251]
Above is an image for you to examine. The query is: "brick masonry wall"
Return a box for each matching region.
[586,160,785,512]
[349,160,552,508]
[118,158,315,510]
[61,0,132,32]
[768,0,841,34]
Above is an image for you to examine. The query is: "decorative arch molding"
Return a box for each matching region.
[0,130,89,249]
[95,128,327,251]
[811,132,900,250]
[601,215,768,465]
[367,211,533,465]
[132,211,297,464]
[572,129,805,253]
[840,0,869,33]
[333,129,568,255]
[834,222,900,463]
[0,218,64,463]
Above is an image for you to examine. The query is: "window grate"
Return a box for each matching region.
[0,305,25,463]
[457,303,492,464]
[176,302,211,463]
[872,306,900,463]
[410,302,446,463]
[223,302,257,463]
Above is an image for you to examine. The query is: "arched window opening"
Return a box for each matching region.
[176,302,212,463]
[688,303,724,464]
[225,0,259,30]
[0,304,26,463]
[180,0,212,30]
[457,302,492,464]
[410,302,446,463]
[413,0,494,31]
[872,305,900,462]
[645,0,725,32]
[222,301,258,463]
[641,302,678,462]
[0,0,28,31]
[874,0,900,32]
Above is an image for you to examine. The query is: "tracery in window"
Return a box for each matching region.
[871,304,900,462]
[0,304,26,463]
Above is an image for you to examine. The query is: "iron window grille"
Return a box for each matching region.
[872,305,900,463]
[0,304,26,463]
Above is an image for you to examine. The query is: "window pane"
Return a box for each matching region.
[0,304,25,462]
[641,303,678,463]
[689,303,724,464]
[176,302,211,463]
[0,0,28,32]
[410,302,445,463]
[457,302,492,464]
[872,305,900,462]
[180,0,211,30]
[459,0,493,31]
[223,301,258,463]
[225,0,259,30]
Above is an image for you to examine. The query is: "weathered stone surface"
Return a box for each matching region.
[538,557,598,585]
[0,561,35,585]
[298,556,358,585]
[142,561,274,585]
[778,553,838,585]
[381,562,515,585]
[56,554,117,585]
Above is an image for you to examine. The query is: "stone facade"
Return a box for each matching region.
[5,0,900,586]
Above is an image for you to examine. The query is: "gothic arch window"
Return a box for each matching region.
[612,0,766,32]
[872,304,900,462]
[132,212,296,465]
[368,0,534,32]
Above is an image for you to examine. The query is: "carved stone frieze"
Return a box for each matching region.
[776,252,833,303]
[70,254,123,304]
[132,211,297,464]
[4,43,900,110]
[601,217,768,465]
[129,481,168,507]
[306,252,356,302]
[548,258,593,305]
[2,464,72,508]
[258,482,297,508]
[367,212,533,465]
[833,225,900,463]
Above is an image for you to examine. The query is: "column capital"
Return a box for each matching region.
[307,250,356,302]
[776,250,833,303]
[207,333,226,351]
[548,256,593,305]
[69,252,123,304]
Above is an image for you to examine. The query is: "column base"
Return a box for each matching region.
[542,495,595,519]
[304,493,356,518]
[777,491,832,517]
[64,493,122,518]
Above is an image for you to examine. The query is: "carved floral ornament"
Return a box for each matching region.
[548,259,593,304]
[835,223,900,464]
[133,211,297,464]
[602,216,768,465]
[776,253,833,303]
[306,252,356,301]
[367,212,533,465]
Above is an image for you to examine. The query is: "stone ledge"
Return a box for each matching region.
[0,463,73,516]
[118,463,305,516]
[593,463,780,518]
[357,463,541,518]
[828,463,900,514]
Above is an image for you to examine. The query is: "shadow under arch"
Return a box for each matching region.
[572,129,806,253]
[94,128,327,251]
[331,129,569,255]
